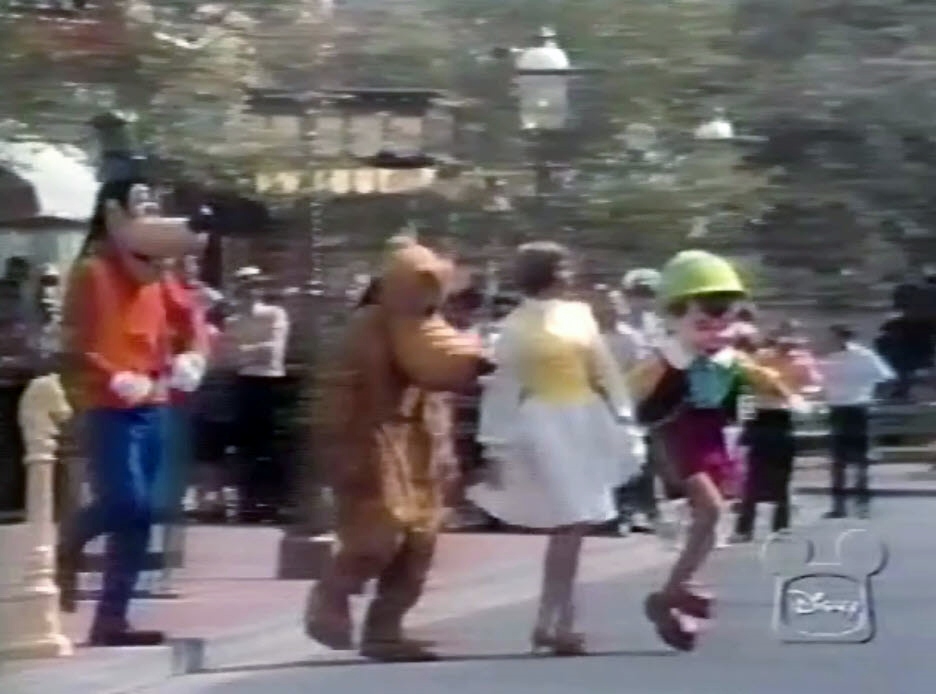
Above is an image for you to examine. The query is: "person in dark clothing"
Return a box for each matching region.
[733,324,820,541]
[875,313,934,401]
[228,267,291,522]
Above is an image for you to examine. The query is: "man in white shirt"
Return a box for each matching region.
[819,324,894,518]
[611,270,665,533]
[227,266,291,521]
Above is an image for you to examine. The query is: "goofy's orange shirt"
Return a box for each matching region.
[63,251,198,410]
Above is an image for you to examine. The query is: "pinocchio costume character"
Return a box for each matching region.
[629,250,797,651]
[57,180,207,646]
[305,239,491,662]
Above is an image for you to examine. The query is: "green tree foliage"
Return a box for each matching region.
[732,0,936,273]
[0,0,767,260]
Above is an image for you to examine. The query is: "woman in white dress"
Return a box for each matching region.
[468,242,643,655]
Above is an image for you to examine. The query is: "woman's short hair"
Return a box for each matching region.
[514,241,571,297]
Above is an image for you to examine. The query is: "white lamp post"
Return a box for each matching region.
[694,108,734,142]
[0,374,73,659]
[514,27,572,132]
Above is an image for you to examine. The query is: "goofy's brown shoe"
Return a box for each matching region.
[304,584,353,650]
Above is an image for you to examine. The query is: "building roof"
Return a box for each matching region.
[0,140,98,225]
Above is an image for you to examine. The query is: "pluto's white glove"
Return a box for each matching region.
[109,372,154,405]
[657,335,694,370]
[169,352,207,393]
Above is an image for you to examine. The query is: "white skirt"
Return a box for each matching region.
[468,395,645,529]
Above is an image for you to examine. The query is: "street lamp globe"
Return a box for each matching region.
[514,27,571,132]
[695,108,734,141]
[622,122,658,154]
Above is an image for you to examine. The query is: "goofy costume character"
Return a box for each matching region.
[629,250,797,651]
[58,180,207,646]
[305,240,490,662]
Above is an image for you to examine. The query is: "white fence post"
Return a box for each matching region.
[0,374,73,659]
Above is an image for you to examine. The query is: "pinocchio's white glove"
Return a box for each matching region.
[169,352,207,393]
[657,335,694,370]
[789,394,811,415]
[109,372,154,405]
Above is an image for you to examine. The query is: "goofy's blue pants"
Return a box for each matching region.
[66,406,166,630]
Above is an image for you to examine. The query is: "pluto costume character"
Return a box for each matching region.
[57,180,207,646]
[305,240,489,662]
[629,250,795,651]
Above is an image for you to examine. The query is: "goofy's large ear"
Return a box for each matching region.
[103,198,130,237]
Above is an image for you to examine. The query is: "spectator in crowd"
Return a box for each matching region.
[616,269,665,533]
[154,255,214,574]
[29,263,64,368]
[591,286,648,535]
[882,270,936,400]
[0,256,36,516]
[732,321,821,541]
[875,310,934,401]
[819,324,895,519]
[726,317,760,355]
[226,266,291,522]
[186,300,239,520]
[443,278,492,530]
[620,268,665,350]
[0,256,32,326]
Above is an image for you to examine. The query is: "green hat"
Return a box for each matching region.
[658,250,746,304]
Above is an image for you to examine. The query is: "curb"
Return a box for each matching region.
[2,644,176,694]
[794,485,936,498]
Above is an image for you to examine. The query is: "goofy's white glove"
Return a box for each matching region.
[169,352,207,393]
[109,372,154,405]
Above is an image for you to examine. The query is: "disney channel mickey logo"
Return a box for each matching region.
[760,527,888,644]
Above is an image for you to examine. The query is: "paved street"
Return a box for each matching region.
[131,497,936,694]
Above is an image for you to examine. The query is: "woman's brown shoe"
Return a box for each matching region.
[530,628,586,657]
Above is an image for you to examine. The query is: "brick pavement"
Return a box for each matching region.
[4,526,585,644]
[1,527,668,684]
[3,463,932,693]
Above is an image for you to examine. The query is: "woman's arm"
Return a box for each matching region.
[478,315,524,446]
[585,313,634,419]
